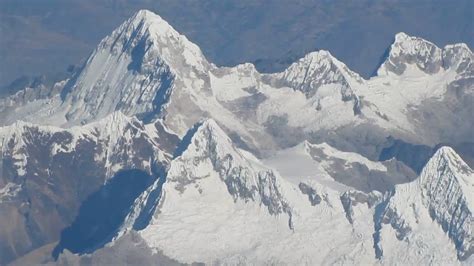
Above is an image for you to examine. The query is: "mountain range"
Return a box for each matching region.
[0,9,473,265]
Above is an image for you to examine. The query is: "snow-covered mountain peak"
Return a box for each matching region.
[163,118,292,209]
[391,32,440,57]
[60,9,213,125]
[377,32,473,77]
[377,146,474,261]
[265,50,363,102]
[85,111,134,127]
[173,119,259,168]
[101,9,209,72]
[427,146,472,171]
[0,120,64,151]
[377,32,443,76]
[419,146,474,209]
[393,31,409,41]
[75,111,142,145]
[134,119,295,255]
[443,43,473,73]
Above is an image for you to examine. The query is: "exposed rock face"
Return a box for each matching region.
[160,119,293,219]
[419,147,474,259]
[0,113,178,264]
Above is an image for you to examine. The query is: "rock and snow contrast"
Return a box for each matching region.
[374,147,474,264]
[0,9,472,265]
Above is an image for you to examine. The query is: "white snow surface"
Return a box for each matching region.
[376,146,474,264]
[137,120,378,264]
[118,120,473,264]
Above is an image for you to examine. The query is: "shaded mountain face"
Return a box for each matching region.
[52,169,155,258]
[0,9,473,265]
[0,113,179,264]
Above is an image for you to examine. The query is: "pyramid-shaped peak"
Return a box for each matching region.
[415,146,474,259]
[126,9,179,37]
[193,119,231,144]
[133,9,162,20]
[419,146,474,209]
[97,8,208,72]
[88,111,135,127]
[305,50,334,60]
[290,50,347,71]
[271,49,363,98]
[433,146,458,159]
[173,119,234,158]
[79,111,140,137]
[427,146,473,175]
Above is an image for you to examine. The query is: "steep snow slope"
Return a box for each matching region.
[375,146,474,263]
[90,123,472,264]
[264,141,416,192]
[117,119,379,264]
[63,141,472,265]
[62,10,209,125]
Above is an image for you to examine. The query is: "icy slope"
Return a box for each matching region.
[50,123,473,264]
[364,32,474,144]
[375,146,474,262]
[115,119,379,264]
[61,10,210,124]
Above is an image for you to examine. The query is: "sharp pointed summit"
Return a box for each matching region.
[61,9,210,125]
[375,146,474,261]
